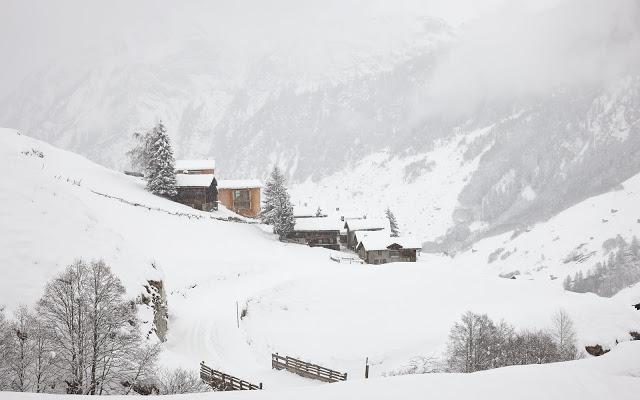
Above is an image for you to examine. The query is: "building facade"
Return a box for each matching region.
[217,180,262,218]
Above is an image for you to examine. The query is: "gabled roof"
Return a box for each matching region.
[353,229,388,244]
[218,179,262,189]
[391,237,423,250]
[293,217,341,232]
[356,235,422,251]
[344,218,390,232]
[175,174,214,188]
[175,159,216,171]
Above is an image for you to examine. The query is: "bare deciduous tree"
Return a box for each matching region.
[38,259,158,395]
[156,367,211,395]
[550,309,581,361]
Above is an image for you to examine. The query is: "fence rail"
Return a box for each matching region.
[271,353,347,383]
[329,255,364,264]
[200,362,262,391]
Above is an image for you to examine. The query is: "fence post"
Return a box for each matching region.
[259,382,263,390]
[236,301,239,328]
[365,357,369,379]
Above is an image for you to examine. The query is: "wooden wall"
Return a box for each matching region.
[218,187,261,218]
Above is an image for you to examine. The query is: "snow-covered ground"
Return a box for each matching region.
[455,170,640,311]
[1,128,639,395]
[2,342,640,399]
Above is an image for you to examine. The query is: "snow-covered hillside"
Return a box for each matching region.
[457,169,640,280]
[2,2,639,252]
[1,128,639,392]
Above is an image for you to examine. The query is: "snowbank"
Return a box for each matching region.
[1,342,640,399]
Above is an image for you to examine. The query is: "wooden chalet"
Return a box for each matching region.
[217,180,262,218]
[356,234,421,264]
[343,218,390,249]
[174,173,217,211]
[173,160,261,218]
[286,217,341,250]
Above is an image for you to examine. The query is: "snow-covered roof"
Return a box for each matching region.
[357,234,422,251]
[344,218,390,231]
[358,235,394,251]
[353,229,388,243]
[293,217,342,232]
[175,174,214,187]
[218,179,262,189]
[175,159,216,171]
[392,237,423,250]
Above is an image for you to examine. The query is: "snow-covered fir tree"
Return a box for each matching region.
[386,207,400,237]
[261,166,295,239]
[145,122,177,197]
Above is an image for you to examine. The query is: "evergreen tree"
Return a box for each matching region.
[386,207,400,237]
[315,207,324,217]
[261,166,295,239]
[145,122,177,197]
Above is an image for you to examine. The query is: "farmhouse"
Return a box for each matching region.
[356,235,422,264]
[217,180,262,218]
[344,218,390,249]
[173,160,261,217]
[287,217,341,250]
[174,173,217,211]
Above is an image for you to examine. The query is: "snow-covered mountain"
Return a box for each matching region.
[1,3,639,250]
[1,128,639,376]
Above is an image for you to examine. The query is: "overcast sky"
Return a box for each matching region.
[0,0,550,95]
[1,0,638,108]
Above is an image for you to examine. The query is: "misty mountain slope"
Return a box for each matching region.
[289,125,495,241]
[2,128,639,387]
[448,76,640,247]
[456,168,640,291]
[1,4,639,248]
[0,17,453,175]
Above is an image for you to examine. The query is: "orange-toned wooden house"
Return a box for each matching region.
[217,180,262,218]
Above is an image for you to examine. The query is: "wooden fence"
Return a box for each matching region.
[200,362,262,391]
[271,353,347,383]
[329,255,364,264]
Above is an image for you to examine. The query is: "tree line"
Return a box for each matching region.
[564,236,640,297]
[0,259,208,395]
[387,309,581,376]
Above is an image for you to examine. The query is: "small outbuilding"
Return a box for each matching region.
[344,218,390,249]
[287,217,341,250]
[174,173,217,211]
[356,236,421,264]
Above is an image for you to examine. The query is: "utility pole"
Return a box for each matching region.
[365,357,369,379]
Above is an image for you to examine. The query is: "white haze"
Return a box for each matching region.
[1,0,554,97]
[424,0,640,117]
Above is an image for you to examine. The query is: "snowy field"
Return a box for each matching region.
[2,342,640,399]
[1,127,640,396]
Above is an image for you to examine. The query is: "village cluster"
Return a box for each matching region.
[171,159,421,264]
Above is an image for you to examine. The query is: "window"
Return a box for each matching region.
[233,189,251,210]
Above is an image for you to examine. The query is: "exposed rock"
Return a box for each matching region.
[585,344,610,357]
[630,331,640,341]
[141,279,169,342]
